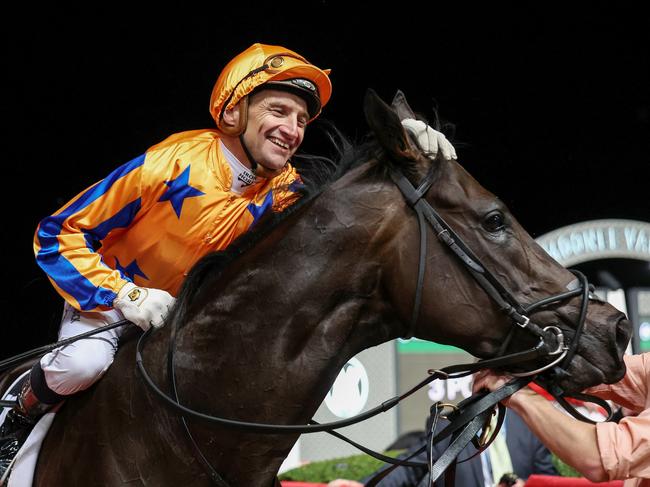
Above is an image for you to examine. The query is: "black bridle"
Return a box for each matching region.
[389,164,585,374]
[389,162,614,417]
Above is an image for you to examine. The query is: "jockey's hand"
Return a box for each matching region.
[401,118,457,161]
[113,282,175,331]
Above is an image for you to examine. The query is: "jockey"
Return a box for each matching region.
[0,43,456,476]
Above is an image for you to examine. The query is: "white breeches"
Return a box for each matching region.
[39,302,129,397]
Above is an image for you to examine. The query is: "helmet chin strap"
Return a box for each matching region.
[238,133,259,174]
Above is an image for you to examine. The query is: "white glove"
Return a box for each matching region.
[113,282,175,331]
[401,118,457,160]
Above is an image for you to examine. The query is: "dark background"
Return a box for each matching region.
[3,5,649,358]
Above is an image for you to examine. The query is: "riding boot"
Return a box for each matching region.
[0,372,57,480]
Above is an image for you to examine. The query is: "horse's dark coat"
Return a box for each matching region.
[5,91,629,486]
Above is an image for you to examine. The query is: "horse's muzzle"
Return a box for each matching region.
[615,316,633,363]
[591,313,632,385]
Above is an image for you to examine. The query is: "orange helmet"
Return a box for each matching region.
[210,43,332,135]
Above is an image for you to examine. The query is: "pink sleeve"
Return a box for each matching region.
[587,353,650,481]
[586,354,649,413]
[595,410,650,481]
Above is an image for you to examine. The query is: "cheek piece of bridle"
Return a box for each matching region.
[128,164,612,486]
[389,164,587,377]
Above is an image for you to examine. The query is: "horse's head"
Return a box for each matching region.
[363,89,632,393]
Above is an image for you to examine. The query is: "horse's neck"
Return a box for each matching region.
[156,182,403,484]
[178,187,398,410]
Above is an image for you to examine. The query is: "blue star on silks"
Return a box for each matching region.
[158,165,205,218]
[114,257,149,282]
[247,191,274,226]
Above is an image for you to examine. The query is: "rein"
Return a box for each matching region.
[0,320,130,408]
[136,329,540,485]
[136,332,546,434]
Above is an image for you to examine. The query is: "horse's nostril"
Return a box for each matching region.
[616,317,633,353]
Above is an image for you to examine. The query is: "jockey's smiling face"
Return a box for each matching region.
[239,89,308,178]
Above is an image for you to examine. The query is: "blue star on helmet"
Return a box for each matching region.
[158,165,205,218]
[114,257,149,282]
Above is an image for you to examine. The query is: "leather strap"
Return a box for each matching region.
[363,378,528,486]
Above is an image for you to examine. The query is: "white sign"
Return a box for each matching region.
[324,357,370,418]
[536,219,650,266]
[428,375,473,403]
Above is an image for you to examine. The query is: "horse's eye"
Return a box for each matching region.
[483,211,506,233]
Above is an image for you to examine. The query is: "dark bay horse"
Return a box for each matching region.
[15,91,631,486]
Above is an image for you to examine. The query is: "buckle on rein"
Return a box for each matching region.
[510,325,569,377]
[436,403,497,448]
[515,315,531,329]
[478,409,497,448]
[515,312,568,357]
[434,402,458,420]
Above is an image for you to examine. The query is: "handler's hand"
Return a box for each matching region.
[401,118,457,160]
[473,370,542,411]
[472,369,516,405]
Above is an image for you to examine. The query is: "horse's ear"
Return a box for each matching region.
[364,89,419,162]
[391,90,417,121]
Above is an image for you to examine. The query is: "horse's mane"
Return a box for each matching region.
[169,109,451,328]
[168,122,375,327]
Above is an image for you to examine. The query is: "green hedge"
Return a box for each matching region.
[279,450,403,482]
[279,452,582,483]
[552,454,581,478]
